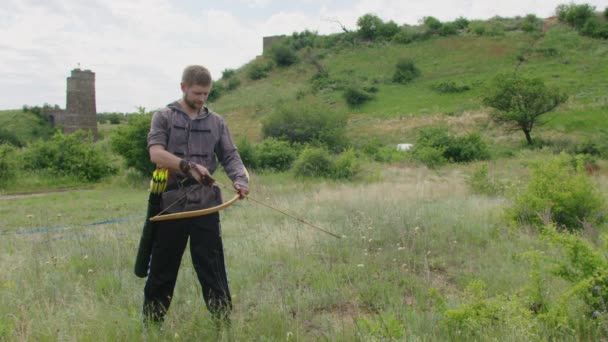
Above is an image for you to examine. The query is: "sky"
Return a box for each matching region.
[1,0,606,113]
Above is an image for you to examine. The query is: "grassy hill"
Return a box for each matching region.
[211,24,608,148]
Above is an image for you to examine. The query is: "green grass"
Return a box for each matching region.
[1,160,607,340]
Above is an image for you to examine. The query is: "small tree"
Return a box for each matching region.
[357,13,383,40]
[483,74,567,145]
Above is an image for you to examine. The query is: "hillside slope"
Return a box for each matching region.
[211,24,608,147]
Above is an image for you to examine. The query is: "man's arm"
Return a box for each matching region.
[149,145,211,183]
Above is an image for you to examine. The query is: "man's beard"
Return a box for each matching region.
[183,95,203,111]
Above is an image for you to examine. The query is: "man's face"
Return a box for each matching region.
[181,83,211,112]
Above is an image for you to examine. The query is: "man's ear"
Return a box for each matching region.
[180,82,187,93]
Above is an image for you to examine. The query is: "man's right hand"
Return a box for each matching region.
[188,162,214,186]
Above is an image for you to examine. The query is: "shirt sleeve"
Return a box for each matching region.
[215,119,249,187]
[147,110,170,149]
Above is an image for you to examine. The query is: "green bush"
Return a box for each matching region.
[377,20,400,40]
[439,22,458,36]
[467,163,505,196]
[411,146,447,168]
[423,16,443,32]
[331,149,360,180]
[431,81,471,94]
[361,138,408,163]
[343,86,374,107]
[226,77,241,91]
[270,44,299,67]
[508,153,606,230]
[293,146,333,178]
[255,138,297,171]
[521,14,543,32]
[0,127,24,147]
[111,111,155,175]
[236,137,257,169]
[392,58,420,84]
[541,224,608,317]
[447,132,490,162]
[411,127,489,166]
[262,100,347,151]
[222,68,236,79]
[207,81,225,102]
[0,144,17,187]
[453,17,470,30]
[248,61,273,80]
[25,131,116,182]
[556,3,596,30]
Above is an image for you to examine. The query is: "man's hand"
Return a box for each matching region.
[187,162,214,186]
[234,183,249,199]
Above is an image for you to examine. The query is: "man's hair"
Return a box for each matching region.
[182,65,212,86]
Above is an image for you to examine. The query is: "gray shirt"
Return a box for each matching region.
[147,101,248,211]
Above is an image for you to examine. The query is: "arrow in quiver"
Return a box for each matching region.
[134,169,168,278]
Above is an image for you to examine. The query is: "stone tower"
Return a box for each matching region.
[44,68,98,138]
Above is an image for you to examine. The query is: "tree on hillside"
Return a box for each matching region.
[483,74,567,145]
[357,13,383,40]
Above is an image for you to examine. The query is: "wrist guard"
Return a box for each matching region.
[179,159,191,173]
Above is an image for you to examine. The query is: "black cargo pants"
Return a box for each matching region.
[143,212,232,323]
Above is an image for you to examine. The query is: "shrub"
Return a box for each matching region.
[392,58,420,84]
[411,127,489,166]
[331,149,360,180]
[467,163,505,196]
[207,81,225,102]
[293,146,333,178]
[25,131,116,182]
[236,137,257,169]
[556,3,596,30]
[255,138,297,171]
[431,81,470,94]
[439,22,458,36]
[248,61,273,80]
[226,77,241,91]
[0,144,17,187]
[270,44,298,67]
[378,20,400,40]
[508,153,606,230]
[361,138,408,163]
[343,86,374,107]
[111,111,155,175]
[541,224,608,317]
[262,100,347,151]
[423,16,442,32]
[0,127,23,147]
[222,68,236,79]
[446,132,490,162]
[288,30,318,50]
[453,17,470,30]
[521,14,543,32]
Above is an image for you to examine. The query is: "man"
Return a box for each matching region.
[144,65,249,325]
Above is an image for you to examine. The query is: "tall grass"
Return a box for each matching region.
[4,162,603,340]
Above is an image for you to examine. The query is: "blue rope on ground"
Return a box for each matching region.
[1,215,145,236]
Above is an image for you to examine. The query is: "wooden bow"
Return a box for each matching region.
[149,193,240,222]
